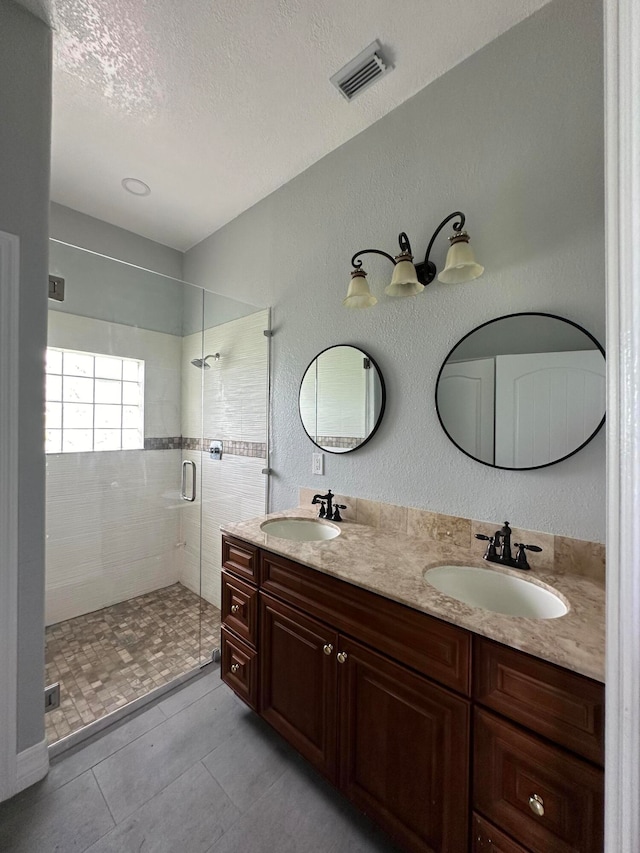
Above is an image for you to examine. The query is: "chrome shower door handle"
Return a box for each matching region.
[181,460,196,502]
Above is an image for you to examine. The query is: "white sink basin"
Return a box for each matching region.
[424,565,568,619]
[260,518,341,542]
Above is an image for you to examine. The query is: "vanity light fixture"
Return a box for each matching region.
[343,211,484,308]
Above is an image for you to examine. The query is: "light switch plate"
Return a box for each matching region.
[312,452,324,475]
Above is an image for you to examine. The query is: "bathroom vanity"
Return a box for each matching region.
[219,517,604,853]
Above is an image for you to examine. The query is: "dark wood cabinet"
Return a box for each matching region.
[220,534,604,853]
[338,636,469,853]
[222,569,258,647]
[473,636,604,766]
[220,626,258,710]
[472,814,530,852]
[259,594,338,781]
[474,709,604,853]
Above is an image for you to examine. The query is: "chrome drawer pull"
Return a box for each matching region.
[337,651,348,664]
[230,663,241,674]
[231,604,241,614]
[323,644,333,656]
[528,793,545,817]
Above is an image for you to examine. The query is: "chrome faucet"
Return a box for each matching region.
[475,521,542,571]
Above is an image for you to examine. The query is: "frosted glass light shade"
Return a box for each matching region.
[343,270,377,308]
[385,255,424,297]
[438,235,484,284]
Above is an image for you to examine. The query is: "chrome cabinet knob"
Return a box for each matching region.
[337,651,348,664]
[528,793,545,817]
[230,663,241,674]
[230,604,241,614]
[323,644,333,656]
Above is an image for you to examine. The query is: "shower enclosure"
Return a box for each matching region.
[44,241,270,746]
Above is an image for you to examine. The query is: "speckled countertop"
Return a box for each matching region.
[221,508,605,683]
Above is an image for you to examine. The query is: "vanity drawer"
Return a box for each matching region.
[260,549,470,695]
[474,709,604,853]
[221,626,258,710]
[473,636,604,765]
[222,570,258,647]
[222,535,259,583]
[472,814,530,853]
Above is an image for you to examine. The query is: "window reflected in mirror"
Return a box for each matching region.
[299,345,386,454]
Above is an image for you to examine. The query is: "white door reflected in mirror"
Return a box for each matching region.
[436,313,605,470]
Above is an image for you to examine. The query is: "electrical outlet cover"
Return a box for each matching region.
[312,452,324,475]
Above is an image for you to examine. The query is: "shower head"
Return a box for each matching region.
[190,353,220,369]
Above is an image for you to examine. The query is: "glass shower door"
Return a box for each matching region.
[44,241,207,744]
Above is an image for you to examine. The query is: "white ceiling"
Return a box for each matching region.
[18,0,551,251]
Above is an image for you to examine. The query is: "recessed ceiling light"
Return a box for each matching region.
[121,177,151,196]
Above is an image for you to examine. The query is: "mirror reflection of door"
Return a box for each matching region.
[494,350,605,468]
[438,359,495,465]
[436,313,606,470]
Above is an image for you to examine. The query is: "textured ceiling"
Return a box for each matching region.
[17,0,552,250]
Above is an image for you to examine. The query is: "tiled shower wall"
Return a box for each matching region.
[180,309,269,608]
[46,312,183,625]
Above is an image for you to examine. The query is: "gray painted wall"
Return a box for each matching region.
[0,1,51,753]
[185,0,605,542]
[50,203,184,280]
[49,240,186,336]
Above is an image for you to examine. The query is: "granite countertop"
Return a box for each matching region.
[221,508,605,683]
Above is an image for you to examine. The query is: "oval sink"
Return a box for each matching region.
[424,565,568,619]
[260,518,341,542]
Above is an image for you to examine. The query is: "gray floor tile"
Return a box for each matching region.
[0,770,114,853]
[93,685,244,823]
[206,760,399,853]
[202,713,295,811]
[157,665,221,718]
[84,762,240,853]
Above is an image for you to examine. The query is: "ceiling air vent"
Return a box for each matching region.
[330,40,393,101]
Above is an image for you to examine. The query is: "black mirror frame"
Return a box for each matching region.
[298,345,386,455]
[435,312,606,471]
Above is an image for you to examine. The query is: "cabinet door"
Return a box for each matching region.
[260,594,338,782]
[474,709,603,853]
[338,636,470,853]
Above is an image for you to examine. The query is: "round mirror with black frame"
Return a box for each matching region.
[299,345,386,454]
[435,312,606,470]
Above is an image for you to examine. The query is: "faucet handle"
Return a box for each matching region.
[332,504,346,522]
[476,533,497,560]
[513,542,542,569]
[317,501,326,518]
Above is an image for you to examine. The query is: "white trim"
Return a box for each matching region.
[0,231,20,802]
[15,739,49,794]
[604,0,640,850]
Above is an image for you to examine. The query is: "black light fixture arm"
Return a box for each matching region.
[350,211,466,284]
[415,211,466,285]
[350,247,396,271]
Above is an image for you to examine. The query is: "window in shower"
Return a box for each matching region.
[44,347,145,453]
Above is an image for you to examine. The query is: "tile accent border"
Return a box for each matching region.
[143,437,266,458]
[298,489,605,583]
[144,436,183,451]
[183,437,266,458]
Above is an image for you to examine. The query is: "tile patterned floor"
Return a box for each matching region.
[45,583,221,744]
[0,669,400,853]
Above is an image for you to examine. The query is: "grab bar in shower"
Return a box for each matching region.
[181,460,196,502]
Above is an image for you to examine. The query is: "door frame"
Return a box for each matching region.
[0,231,20,801]
[604,0,640,849]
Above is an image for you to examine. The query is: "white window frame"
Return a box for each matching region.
[44,346,145,453]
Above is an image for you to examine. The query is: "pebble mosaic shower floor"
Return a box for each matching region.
[45,583,221,744]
